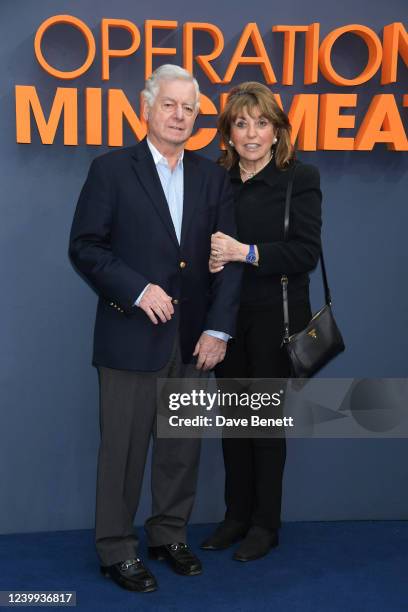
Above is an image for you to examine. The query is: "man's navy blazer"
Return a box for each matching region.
[69,139,242,371]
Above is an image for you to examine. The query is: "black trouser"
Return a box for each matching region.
[215,299,312,531]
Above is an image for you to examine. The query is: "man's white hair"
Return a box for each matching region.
[142,64,200,111]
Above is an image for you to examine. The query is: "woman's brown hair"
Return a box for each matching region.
[218,81,294,170]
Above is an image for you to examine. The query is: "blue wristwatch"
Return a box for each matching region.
[246,244,257,264]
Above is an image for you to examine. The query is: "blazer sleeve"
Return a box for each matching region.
[204,169,243,337]
[256,163,322,276]
[68,157,149,312]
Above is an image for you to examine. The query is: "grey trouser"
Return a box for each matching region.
[95,340,205,566]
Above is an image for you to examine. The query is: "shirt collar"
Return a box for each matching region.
[147,138,184,167]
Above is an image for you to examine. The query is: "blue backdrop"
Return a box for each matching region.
[1,0,407,534]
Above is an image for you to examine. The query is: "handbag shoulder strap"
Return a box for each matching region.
[281,165,295,342]
[283,163,294,242]
[281,162,331,342]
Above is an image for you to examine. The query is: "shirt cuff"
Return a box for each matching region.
[134,284,151,306]
[204,330,231,342]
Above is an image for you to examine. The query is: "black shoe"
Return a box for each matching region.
[233,526,279,562]
[100,558,157,592]
[148,543,202,576]
[200,520,249,550]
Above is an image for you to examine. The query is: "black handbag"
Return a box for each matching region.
[281,165,345,378]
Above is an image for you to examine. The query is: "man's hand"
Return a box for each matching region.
[138,284,174,324]
[193,333,227,371]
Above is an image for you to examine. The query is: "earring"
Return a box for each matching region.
[273,137,278,144]
[229,140,234,147]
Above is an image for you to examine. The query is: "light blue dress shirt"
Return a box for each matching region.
[135,139,230,342]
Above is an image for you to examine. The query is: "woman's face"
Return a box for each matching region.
[230,106,276,167]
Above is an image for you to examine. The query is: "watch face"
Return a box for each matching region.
[246,253,257,264]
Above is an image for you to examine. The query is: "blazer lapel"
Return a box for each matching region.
[180,152,202,249]
[130,140,179,248]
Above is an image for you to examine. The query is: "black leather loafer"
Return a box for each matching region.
[100,558,157,592]
[233,526,279,562]
[200,519,249,550]
[148,543,202,575]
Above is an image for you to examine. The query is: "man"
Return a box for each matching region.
[69,65,241,593]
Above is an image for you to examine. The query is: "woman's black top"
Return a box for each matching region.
[229,157,322,307]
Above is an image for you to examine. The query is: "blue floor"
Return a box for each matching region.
[0,522,407,611]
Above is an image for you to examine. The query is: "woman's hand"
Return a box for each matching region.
[209,256,224,273]
[209,231,248,273]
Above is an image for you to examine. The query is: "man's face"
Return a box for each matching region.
[144,79,198,150]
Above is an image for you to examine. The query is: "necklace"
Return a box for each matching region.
[239,151,273,180]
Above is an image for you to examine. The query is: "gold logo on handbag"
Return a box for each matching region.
[307,329,318,339]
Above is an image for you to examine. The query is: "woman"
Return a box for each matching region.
[200,82,322,561]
